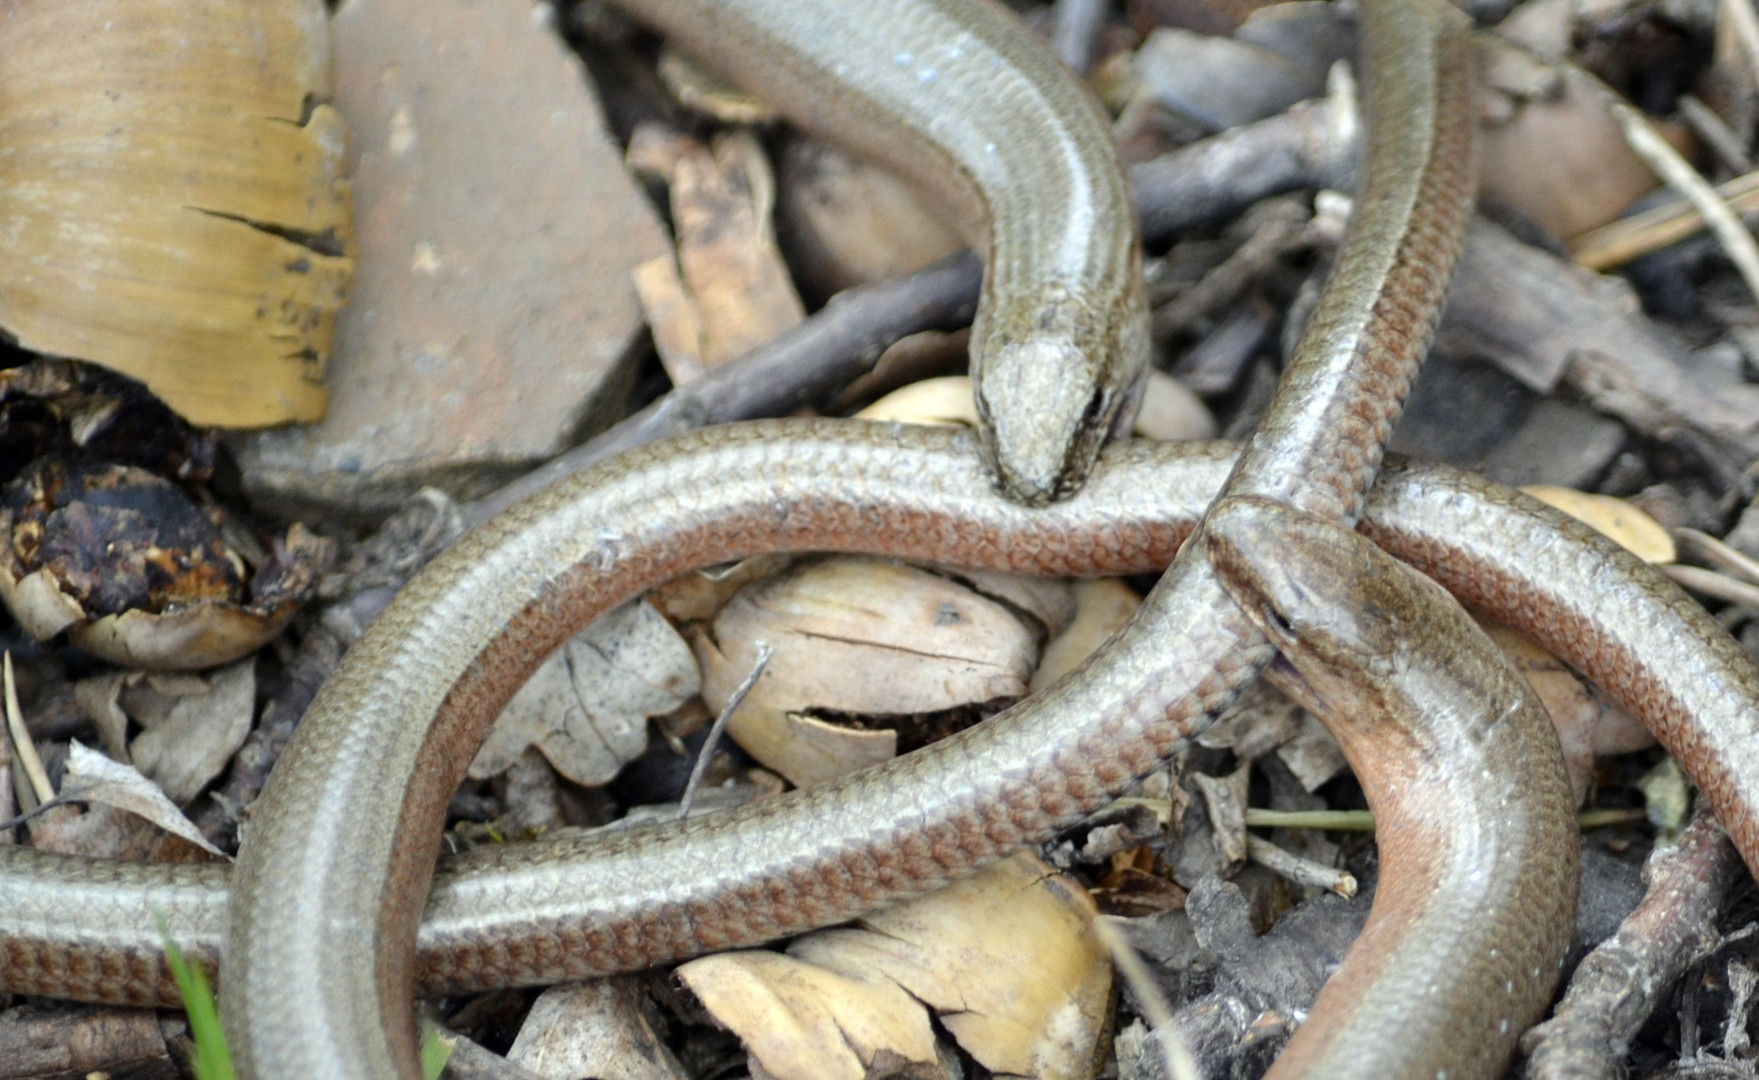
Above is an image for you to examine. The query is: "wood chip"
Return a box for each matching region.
[630,128,806,377]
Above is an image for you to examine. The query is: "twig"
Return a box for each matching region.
[3,653,52,810]
[1567,170,1759,270]
[1050,0,1110,74]
[1676,527,1759,585]
[470,255,983,522]
[1522,809,1743,1079]
[1093,917,1202,1080]
[678,642,772,820]
[1152,199,1312,340]
[1246,834,1356,897]
[1245,808,1375,831]
[1572,59,1759,304]
[1663,564,1759,612]
[1677,95,1752,173]
[1721,0,1759,94]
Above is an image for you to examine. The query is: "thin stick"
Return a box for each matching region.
[1582,68,1759,304]
[1664,564,1759,612]
[1676,527,1759,586]
[1092,918,1202,1080]
[1246,834,1357,897]
[678,642,772,820]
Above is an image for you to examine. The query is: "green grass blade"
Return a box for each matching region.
[156,913,233,1080]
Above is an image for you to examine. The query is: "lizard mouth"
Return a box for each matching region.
[1265,651,1317,711]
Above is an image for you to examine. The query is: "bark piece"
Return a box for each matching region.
[0,0,350,428]
[0,1006,175,1080]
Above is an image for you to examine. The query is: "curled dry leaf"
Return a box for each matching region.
[471,599,699,786]
[680,950,944,1080]
[1522,484,1678,563]
[855,376,979,428]
[695,557,1036,788]
[1134,370,1217,441]
[679,854,1112,1080]
[629,128,805,380]
[55,741,223,857]
[0,459,332,669]
[1032,578,1142,693]
[0,0,352,428]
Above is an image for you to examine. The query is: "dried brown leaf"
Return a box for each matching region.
[472,600,698,786]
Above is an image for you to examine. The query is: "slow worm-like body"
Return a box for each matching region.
[3,433,1746,1052]
[605,0,1151,506]
[1211,496,1579,1080]
[221,1,1477,1076]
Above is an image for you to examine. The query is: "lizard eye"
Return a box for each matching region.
[1261,602,1295,641]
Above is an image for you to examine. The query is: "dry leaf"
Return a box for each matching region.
[857,373,1208,442]
[0,0,352,427]
[1275,711,1352,793]
[795,854,1112,1080]
[1522,485,1677,562]
[629,128,805,376]
[56,742,223,857]
[507,979,689,1080]
[1134,371,1217,441]
[471,600,699,786]
[1478,38,1662,240]
[1478,619,1652,803]
[854,376,976,428]
[695,557,1035,787]
[679,951,945,1080]
[122,659,256,805]
[680,854,1108,1080]
[942,569,1076,642]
